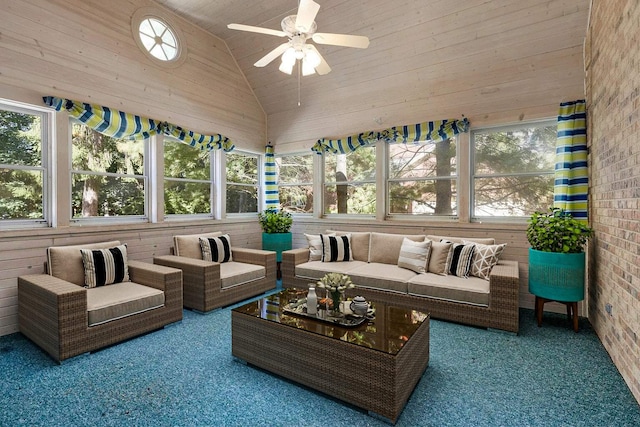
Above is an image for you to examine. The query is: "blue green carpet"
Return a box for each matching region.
[1,294,639,426]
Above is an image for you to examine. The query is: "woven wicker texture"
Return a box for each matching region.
[18,260,183,362]
[282,249,519,333]
[155,247,276,312]
[232,293,430,423]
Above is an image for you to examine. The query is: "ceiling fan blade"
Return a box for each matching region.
[307,45,331,75]
[295,0,321,33]
[254,43,290,67]
[227,23,287,38]
[312,33,370,49]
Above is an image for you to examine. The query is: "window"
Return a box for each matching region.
[323,146,376,215]
[0,101,48,226]
[388,140,457,216]
[164,138,213,216]
[71,120,147,219]
[226,151,259,214]
[131,8,185,67]
[472,121,556,218]
[276,153,313,213]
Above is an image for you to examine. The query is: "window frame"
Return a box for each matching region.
[470,119,557,221]
[275,151,314,215]
[69,119,149,224]
[131,7,187,68]
[163,137,216,219]
[0,99,51,229]
[385,137,460,219]
[322,145,377,217]
[225,149,261,216]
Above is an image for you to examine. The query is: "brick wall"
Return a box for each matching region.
[587,0,640,404]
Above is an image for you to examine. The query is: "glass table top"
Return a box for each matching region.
[232,288,429,355]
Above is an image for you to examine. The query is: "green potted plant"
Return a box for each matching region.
[258,208,293,263]
[526,207,594,303]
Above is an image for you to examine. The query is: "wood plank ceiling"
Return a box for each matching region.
[154,0,590,149]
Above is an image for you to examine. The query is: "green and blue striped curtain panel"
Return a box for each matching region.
[312,118,469,154]
[43,96,234,152]
[264,144,279,209]
[43,96,162,139]
[554,100,588,221]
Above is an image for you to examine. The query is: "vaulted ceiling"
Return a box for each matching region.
[155,0,590,148]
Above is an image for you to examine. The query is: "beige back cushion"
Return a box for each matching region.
[369,232,425,264]
[427,235,495,245]
[48,240,122,286]
[325,230,371,262]
[174,232,223,259]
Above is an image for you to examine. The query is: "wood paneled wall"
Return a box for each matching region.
[0,0,266,150]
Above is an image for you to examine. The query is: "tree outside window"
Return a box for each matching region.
[226,151,259,214]
[472,122,556,217]
[0,105,46,222]
[71,121,146,218]
[164,138,212,216]
[276,153,313,213]
[388,140,457,216]
[324,146,376,215]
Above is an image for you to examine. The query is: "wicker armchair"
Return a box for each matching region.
[18,241,183,362]
[154,232,276,312]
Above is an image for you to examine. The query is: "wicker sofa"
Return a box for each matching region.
[154,232,276,312]
[282,231,520,333]
[18,241,183,362]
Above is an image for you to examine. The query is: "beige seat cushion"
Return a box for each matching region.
[295,260,367,281]
[325,230,371,262]
[48,240,122,286]
[407,273,490,306]
[174,232,223,259]
[369,232,426,264]
[87,282,165,326]
[346,263,417,293]
[220,262,265,289]
[427,235,495,245]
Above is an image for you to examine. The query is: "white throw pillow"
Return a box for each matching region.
[397,238,431,273]
[305,233,334,261]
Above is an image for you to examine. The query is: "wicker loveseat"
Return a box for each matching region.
[153,232,276,312]
[282,231,520,333]
[18,241,183,362]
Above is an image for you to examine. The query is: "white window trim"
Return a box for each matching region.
[225,149,262,217]
[0,99,52,229]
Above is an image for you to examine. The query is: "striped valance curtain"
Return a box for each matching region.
[43,96,234,152]
[264,144,279,209]
[311,118,469,154]
[554,100,588,221]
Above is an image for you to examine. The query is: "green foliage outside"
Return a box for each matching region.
[164,140,211,215]
[258,207,292,233]
[226,152,259,213]
[324,146,376,214]
[526,207,593,253]
[71,122,145,217]
[277,154,313,213]
[0,110,43,219]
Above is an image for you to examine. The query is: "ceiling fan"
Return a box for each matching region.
[227,0,370,76]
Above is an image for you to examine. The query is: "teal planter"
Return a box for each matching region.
[528,248,585,302]
[262,232,292,262]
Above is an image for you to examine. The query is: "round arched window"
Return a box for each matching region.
[132,8,185,67]
[139,17,178,61]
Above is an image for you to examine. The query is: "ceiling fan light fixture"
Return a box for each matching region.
[282,47,297,66]
[304,47,321,68]
[302,57,316,76]
[279,60,294,75]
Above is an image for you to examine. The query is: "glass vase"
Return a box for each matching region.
[330,290,343,317]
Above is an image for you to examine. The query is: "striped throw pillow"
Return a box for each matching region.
[321,234,353,262]
[443,240,476,278]
[80,244,129,288]
[463,240,506,280]
[199,234,233,263]
[398,238,431,273]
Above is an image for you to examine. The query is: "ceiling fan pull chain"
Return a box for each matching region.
[298,60,301,107]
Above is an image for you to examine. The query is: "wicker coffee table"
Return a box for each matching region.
[232,288,430,424]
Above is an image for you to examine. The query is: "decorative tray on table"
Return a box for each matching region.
[282,298,374,328]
